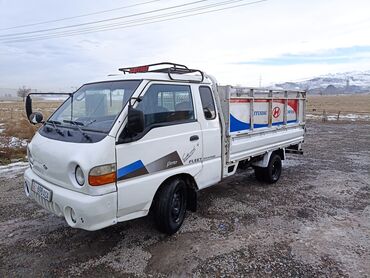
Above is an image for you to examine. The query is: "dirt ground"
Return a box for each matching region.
[0,120,369,277]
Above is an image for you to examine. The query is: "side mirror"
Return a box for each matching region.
[126,106,144,135]
[29,112,44,124]
[26,95,44,124]
[25,95,33,120]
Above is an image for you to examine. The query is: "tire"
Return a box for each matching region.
[153,178,187,235]
[254,153,282,184]
[265,153,282,183]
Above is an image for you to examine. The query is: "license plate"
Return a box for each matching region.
[31,181,52,202]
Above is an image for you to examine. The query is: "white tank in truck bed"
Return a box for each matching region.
[217,85,306,163]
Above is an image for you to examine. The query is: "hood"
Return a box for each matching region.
[28,132,117,196]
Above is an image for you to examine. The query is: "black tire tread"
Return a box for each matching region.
[265,153,282,184]
[153,178,187,235]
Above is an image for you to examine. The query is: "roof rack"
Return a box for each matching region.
[118,62,204,83]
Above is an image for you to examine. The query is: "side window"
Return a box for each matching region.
[137,84,195,128]
[199,86,216,120]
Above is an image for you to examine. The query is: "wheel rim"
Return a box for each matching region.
[271,159,281,180]
[171,187,185,223]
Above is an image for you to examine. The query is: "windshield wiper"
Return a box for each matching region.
[63,120,91,141]
[85,119,96,127]
[63,120,85,126]
[46,120,62,125]
[46,120,64,136]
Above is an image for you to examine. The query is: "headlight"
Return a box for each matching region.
[75,166,85,186]
[88,163,116,186]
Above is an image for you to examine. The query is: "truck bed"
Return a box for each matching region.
[217,86,306,165]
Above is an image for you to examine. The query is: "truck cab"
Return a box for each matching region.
[25,63,222,234]
[24,63,305,234]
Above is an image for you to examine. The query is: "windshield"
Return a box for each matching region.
[49,80,141,133]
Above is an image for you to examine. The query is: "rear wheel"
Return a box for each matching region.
[254,153,282,184]
[265,153,282,183]
[153,178,187,235]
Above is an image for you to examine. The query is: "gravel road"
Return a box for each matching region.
[0,120,369,277]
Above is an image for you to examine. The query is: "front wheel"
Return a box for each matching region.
[153,178,187,235]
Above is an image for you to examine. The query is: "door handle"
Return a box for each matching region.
[190,135,199,141]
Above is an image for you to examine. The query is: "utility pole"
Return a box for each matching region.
[259,74,262,88]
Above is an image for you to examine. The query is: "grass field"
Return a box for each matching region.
[307,94,370,114]
[0,94,369,164]
[0,100,60,164]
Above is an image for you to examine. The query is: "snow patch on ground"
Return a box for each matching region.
[0,123,28,147]
[0,136,28,148]
[0,162,28,179]
[283,159,303,167]
[9,137,28,147]
[307,113,370,121]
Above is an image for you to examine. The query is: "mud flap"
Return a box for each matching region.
[186,188,197,212]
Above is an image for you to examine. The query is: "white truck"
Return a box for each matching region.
[24,63,306,235]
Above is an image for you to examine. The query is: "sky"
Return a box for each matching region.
[0,0,370,92]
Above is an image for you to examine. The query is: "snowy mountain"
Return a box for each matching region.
[275,71,370,94]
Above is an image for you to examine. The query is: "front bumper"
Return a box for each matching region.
[24,168,117,231]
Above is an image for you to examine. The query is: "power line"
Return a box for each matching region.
[0,0,161,31]
[1,0,268,43]
[2,0,242,40]
[3,0,266,43]
[0,0,208,38]
[0,0,242,41]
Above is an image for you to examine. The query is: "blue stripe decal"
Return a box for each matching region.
[117,160,145,178]
[230,115,298,131]
[256,120,298,128]
[254,123,269,128]
[230,114,250,132]
[287,119,298,124]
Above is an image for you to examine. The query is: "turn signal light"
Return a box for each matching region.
[88,163,116,186]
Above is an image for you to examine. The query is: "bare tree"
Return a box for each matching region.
[17,86,31,102]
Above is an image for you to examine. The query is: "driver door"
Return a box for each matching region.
[115,82,203,219]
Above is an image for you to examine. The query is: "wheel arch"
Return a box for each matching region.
[274,148,285,160]
[252,148,285,168]
[150,173,198,213]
